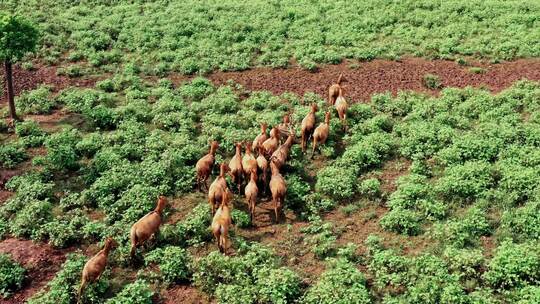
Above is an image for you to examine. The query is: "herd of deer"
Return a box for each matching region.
[76,74,348,302]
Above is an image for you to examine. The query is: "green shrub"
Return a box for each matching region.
[15,120,47,147]
[256,267,302,304]
[358,178,381,198]
[44,128,82,170]
[10,200,53,240]
[145,246,192,284]
[0,254,25,298]
[15,85,56,114]
[0,142,28,168]
[302,258,371,304]
[380,207,422,235]
[178,77,215,101]
[423,74,442,89]
[231,209,251,228]
[435,161,494,201]
[105,279,154,304]
[28,254,109,304]
[315,166,356,200]
[286,174,311,211]
[433,206,491,248]
[176,203,212,246]
[483,241,540,290]
[443,247,484,281]
[500,200,540,242]
[216,284,256,304]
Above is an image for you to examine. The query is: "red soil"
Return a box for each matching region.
[0,238,70,304]
[2,59,539,108]
[201,58,540,102]
[160,285,212,304]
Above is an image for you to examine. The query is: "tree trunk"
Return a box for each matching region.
[4,60,18,121]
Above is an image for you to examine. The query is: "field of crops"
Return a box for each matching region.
[1,1,540,304]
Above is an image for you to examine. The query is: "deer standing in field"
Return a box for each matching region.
[78,237,117,304]
[312,112,331,158]
[208,163,230,215]
[269,161,287,223]
[328,73,346,105]
[211,188,233,254]
[256,146,269,195]
[262,126,281,158]
[229,142,244,194]
[270,128,295,171]
[130,196,167,259]
[242,142,258,182]
[195,141,219,191]
[244,168,258,223]
[277,114,292,141]
[252,123,268,151]
[335,87,348,130]
[301,103,318,153]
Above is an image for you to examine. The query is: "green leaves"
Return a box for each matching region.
[0,14,39,62]
[0,254,25,298]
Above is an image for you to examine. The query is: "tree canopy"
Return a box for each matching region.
[0,14,39,62]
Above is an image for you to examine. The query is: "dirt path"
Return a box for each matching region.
[2,59,540,106]
[0,238,71,304]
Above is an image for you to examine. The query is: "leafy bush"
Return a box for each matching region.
[15,85,56,114]
[105,279,154,304]
[10,200,53,239]
[358,178,381,198]
[423,74,442,89]
[231,209,251,228]
[483,241,540,290]
[380,207,422,235]
[176,203,212,246]
[255,267,302,304]
[315,166,356,200]
[435,161,494,201]
[302,258,371,304]
[15,120,47,147]
[28,254,109,304]
[500,200,540,242]
[433,206,491,248]
[0,142,28,168]
[145,246,192,284]
[44,127,82,170]
[0,254,25,298]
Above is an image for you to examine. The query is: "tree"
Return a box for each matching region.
[0,14,39,121]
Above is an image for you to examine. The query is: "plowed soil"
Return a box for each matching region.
[2,58,540,105]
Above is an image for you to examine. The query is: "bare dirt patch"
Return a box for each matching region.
[159,284,212,304]
[195,58,540,102]
[0,238,71,304]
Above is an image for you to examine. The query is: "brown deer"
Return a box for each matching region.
[256,146,269,195]
[229,142,244,194]
[130,196,167,259]
[277,114,292,141]
[252,123,268,151]
[208,163,230,215]
[244,168,258,223]
[328,73,346,105]
[242,142,258,182]
[195,141,219,191]
[335,87,348,130]
[78,237,117,303]
[312,112,331,158]
[262,126,281,158]
[270,128,295,171]
[211,188,233,254]
[301,104,318,153]
[269,161,287,223]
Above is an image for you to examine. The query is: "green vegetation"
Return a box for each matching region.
[1,0,539,75]
[0,254,25,298]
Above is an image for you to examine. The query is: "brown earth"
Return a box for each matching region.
[2,58,540,108]
[0,238,71,304]
[187,58,540,102]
